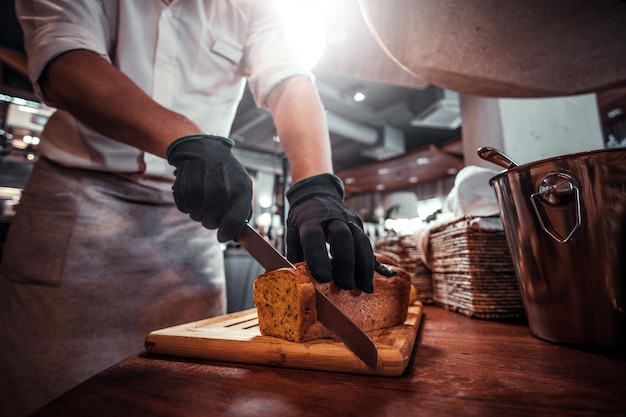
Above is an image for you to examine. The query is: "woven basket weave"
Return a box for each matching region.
[375,235,433,303]
[428,216,525,319]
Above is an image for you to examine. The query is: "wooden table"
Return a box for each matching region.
[33,306,626,417]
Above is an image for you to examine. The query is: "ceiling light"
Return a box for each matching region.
[352,91,366,103]
[344,177,355,184]
[376,184,386,191]
[607,108,623,119]
[409,176,419,183]
[377,168,390,175]
[416,157,430,165]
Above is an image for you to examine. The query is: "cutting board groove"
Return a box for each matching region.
[145,302,423,376]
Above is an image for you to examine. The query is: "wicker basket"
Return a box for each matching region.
[376,235,433,303]
[428,216,525,319]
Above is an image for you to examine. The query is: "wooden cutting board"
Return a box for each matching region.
[145,302,423,377]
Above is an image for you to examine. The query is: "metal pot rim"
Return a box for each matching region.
[489,148,626,184]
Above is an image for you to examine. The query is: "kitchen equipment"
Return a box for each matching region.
[478,147,626,347]
[144,302,422,376]
[477,146,519,169]
[235,223,378,368]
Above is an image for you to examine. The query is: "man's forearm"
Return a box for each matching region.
[267,75,333,183]
[39,49,201,157]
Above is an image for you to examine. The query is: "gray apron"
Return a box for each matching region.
[0,158,226,417]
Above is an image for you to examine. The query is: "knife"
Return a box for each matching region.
[235,223,378,369]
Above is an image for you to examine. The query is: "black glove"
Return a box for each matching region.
[166,134,252,242]
[286,173,395,293]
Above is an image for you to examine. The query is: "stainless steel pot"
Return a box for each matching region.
[478,147,626,348]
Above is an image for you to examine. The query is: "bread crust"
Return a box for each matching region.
[253,262,412,342]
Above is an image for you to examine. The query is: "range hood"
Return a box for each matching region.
[360,124,405,161]
[325,112,405,161]
[410,88,462,130]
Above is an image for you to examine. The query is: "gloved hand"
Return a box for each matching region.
[286,173,395,293]
[166,134,252,242]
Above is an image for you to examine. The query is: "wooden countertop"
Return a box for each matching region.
[33,305,626,417]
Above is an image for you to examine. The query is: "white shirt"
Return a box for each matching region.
[16,0,310,190]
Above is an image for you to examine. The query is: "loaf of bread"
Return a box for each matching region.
[253,262,412,342]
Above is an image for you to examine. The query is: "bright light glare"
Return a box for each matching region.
[353,91,366,102]
[417,197,443,219]
[384,217,422,236]
[273,0,326,70]
[18,105,40,114]
[258,194,273,209]
[256,212,272,228]
[22,135,41,145]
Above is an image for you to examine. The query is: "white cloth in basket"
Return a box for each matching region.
[415,165,502,268]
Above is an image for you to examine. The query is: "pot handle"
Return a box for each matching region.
[530,172,581,244]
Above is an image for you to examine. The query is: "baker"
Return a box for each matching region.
[0,1,392,416]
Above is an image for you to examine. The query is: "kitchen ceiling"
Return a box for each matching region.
[3,1,624,196]
[0,0,464,196]
[225,0,466,192]
[230,76,463,173]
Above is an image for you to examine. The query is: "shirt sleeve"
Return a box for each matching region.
[242,0,313,109]
[15,0,112,101]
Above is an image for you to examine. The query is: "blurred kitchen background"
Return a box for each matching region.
[2,0,625,311]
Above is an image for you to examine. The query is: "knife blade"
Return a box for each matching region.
[235,223,378,369]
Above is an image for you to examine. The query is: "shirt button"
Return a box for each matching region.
[164,9,172,18]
